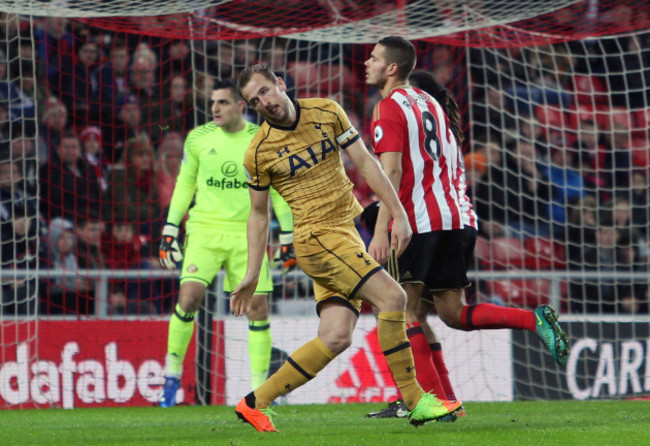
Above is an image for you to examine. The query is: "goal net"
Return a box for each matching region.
[1,0,649,408]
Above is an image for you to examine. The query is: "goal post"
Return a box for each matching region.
[1,1,649,408]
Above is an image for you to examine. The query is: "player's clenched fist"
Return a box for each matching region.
[159,223,183,269]
[273,231,297,275]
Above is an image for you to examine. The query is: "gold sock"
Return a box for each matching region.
[377,311,423,410]
[254,337,335,408]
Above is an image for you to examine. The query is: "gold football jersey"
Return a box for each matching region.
[244,98,363,231]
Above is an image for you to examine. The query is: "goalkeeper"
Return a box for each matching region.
[158,78,295,408]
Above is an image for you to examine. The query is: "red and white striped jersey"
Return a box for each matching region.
[371,86,478,233]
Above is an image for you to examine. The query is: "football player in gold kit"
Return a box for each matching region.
[230,65,462,432]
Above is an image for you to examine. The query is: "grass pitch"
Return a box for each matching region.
[1,400,648,445]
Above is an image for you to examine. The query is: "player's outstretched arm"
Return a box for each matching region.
[230,187,270,317]
[346,139,412,257]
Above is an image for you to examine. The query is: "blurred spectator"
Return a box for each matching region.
[470,87,515,142]
[630,169,650,238]
[610,35,649,108]
[105,93,147,164]
[505,47,573,115]
[101,212,158,315]
[161,40,192,80]
[194,72,214,125]
[474,138,550,239]
[1,155,41,278]
[463,152,488,196]
[65,35,102,127]
[160,73,193,134]
[9,134,38,196]
[234,39,259,69]
[129,43,161,130]
[0,201,38,315]
[203,41,234,79]
[40,217,92,315]
[98,36,130,111]
[259,39,296,98]
[617,228,649,314]
[75,210,105,271]
[0,154,39,219]
[0,102,10,143]
[34,17,74,91]
[572,119,609,199]
[79,125,109,192]
[104,136,163,255]
[568,210,643,314]
[39,130,102,223]
[519,114,548,151]
[565,193,599,264]
[75,211,106,307]
[0,49,36,129]
[155,132,183,210]
[609,196,648,266]
[16,60,50,120]
[601,122,632,192]
[37,96,69,164]
[539,146,587,236]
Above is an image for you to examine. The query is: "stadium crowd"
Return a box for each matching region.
[0,6,649,317]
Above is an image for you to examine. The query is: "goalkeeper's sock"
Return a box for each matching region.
[254,337,335,408]
[165,303,196,376]
[406,322,445,397]
[460,303,535,332]
[430,342,456,401]
[377,311,423,411]
[248,319,272,390]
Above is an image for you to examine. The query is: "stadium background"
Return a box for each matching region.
[1,1,649,409]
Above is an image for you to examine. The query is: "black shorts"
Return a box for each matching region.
[399,226,477,299]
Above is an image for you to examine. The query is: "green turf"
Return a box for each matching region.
[1,400,648,446]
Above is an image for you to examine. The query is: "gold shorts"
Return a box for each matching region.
[294,223,382,315]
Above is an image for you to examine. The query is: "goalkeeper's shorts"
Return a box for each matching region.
[180,229,273,294]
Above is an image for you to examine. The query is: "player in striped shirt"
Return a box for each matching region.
[364,37,569,419]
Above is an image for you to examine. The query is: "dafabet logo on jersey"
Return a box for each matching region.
[205,177,248,189]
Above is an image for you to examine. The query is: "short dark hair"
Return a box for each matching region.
[377,36,416,80]
[237,64,278,97]
[213,78,241,101]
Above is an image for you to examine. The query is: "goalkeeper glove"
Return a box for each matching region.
[159,223,183,270]
[273,231,297,275]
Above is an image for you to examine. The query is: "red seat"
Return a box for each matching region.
[632,108,650,140]
[630,139,650,168]
[523,237,566,269]
[287,61,321,97]
[573,74,608,105]
[318,63,354,96]
[474,235,490,263]
[535,104,568,129]
[568,103,597,129]
[486,278,551,310]
[608,106,634,129]
[477,237,524,269]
